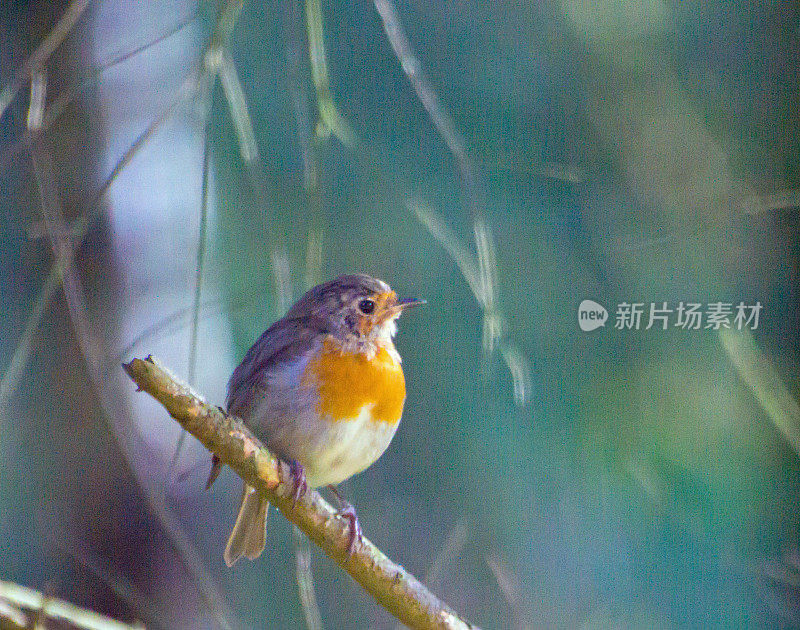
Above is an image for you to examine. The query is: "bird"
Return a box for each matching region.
[208,274,424,566]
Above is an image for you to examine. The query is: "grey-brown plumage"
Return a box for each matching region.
[207,275,391,487]
[210,274,421,566]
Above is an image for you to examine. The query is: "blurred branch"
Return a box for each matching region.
[0,581,142,630]
[1,65,199,412]
[171,0,290,472]
[207,0,244,50]
[0,598,27,630]
[285,0,324,290]
[29,91,104,388]
[737,189,800,215]
[408,201,482,298]
[477,150,587,184]
[42,11,199,129]
[205,5,294,316]
[286,4,326,617]
[216,49,259,165]
[0,0,91,120]
[373,0,471,195]
[123,356,477,630]
[167,71,215,482]
[424,518,469,592]
[394,518,470,630]
[293,525,324,630]
[0,260,62,412]
[408,200,532,406]
[719,328,800,456]
[374,0,532,405]
[107,298,229,378]
[486,555,534,630]
[304,0,358,147]
[188,87,212,368]
[0,13,198,174]
[372,0,482,228]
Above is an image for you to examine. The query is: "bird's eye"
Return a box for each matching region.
[358,298,376,314]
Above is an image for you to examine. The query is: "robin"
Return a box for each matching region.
[208,274,424,566]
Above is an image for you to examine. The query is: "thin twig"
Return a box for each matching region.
[107,298,229,379]
[26,70,47,130]
[1,67,199,415]
[0,237,62,412]
[25,67,240,630]
[293,525,325,630]
[304,0,358,147]
[55,539,168,630]
[0,581,142,630]
[167,70,216,482]
[207,0,245,51]
[0,0,92,120]
[373,0,483,221]
[272,249,294,314]
[373,0,531,404]
[0,597,28,629]
[285,0,325,290]
[29,115,103,387]
[0,14,198,176]
[424,518,470,592]
[407,201,482,298]
[42,12,199,129]
[372,0,467,179]
[209,30,294,316]
[719,328,800,457]
[407,200,531,405]
[123,356,477,630]
[286,6,326,619]
[485,555,533,630]
[498,343,532,409]
[738,189,800,215]
[394,518,471,630]
[216,49,259,165]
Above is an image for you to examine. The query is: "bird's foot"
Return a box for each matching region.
[286,459,307,508]
[339,503,363,554]
[328,485,363,554]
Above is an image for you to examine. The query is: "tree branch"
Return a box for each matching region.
[122,356,476,630]
[0,580,141,630]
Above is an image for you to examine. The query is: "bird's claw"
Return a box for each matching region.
[338,503,363,554]
[327,485,362,554]
[287,459,307,508]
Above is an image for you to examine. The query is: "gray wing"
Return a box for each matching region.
[225,314,327,418]
[206,314,326,489]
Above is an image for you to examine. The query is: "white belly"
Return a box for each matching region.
[267,403,401,488]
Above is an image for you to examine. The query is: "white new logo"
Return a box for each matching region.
[578,299,608,331]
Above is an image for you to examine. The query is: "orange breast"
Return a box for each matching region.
[302,338,406,425]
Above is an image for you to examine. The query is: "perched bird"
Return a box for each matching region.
[209,274,423,566]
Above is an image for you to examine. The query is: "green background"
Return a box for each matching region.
[1,0,799,628]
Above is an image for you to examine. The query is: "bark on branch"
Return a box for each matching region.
[122,356,475,630]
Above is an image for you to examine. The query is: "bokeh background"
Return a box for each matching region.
[2,0,799,628]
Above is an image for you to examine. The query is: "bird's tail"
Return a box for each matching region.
[224,484,269,566]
